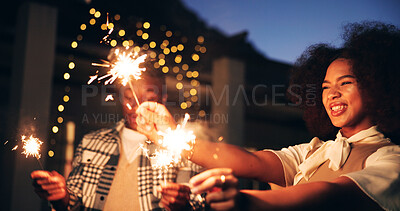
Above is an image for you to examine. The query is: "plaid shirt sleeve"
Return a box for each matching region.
[66,139,84,210]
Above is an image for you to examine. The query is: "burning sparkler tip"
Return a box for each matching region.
[21,135,43,159]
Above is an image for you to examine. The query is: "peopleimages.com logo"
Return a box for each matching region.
[81,83,317,107]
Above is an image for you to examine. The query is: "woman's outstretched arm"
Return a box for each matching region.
[136,101,285,186]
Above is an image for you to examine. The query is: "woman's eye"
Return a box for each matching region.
[322,86,329,90]
[341,81,352,86]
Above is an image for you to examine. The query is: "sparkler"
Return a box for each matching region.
[149,113,196,173]
[90,48,147,106]
[21,135,44,169]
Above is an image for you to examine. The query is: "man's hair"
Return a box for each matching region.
[287,21,400,142]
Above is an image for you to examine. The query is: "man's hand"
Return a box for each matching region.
[190,168,239,211]
[136,102,176,144]
[157,182,191,211]
[31,170,69,209]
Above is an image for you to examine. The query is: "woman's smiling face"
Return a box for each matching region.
[322,58,373,137]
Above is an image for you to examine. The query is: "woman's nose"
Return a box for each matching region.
[328,86,341,100]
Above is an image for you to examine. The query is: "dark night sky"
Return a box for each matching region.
[182,0,400,64]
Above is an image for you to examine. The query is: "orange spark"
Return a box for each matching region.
[126,103,132,110]
[105,94,114,101]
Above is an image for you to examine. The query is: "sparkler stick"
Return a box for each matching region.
[128,80,140,106]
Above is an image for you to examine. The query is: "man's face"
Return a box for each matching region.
[121,77,165,130]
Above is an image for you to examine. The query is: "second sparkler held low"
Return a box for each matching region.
[150,113,196,170]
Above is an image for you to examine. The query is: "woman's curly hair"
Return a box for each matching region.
[287,21,400,142]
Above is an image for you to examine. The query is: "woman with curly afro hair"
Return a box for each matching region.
[289,21,400,143]
[136,21,400,210]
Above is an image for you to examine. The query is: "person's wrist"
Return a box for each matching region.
[50,190,70,211]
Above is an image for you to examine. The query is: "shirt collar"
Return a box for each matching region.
[337,126,384,143]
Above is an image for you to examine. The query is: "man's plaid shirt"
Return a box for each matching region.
[66,120,203,210]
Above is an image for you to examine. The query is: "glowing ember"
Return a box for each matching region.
[150,114,196,170]
[126,103,132,110]
[105,94,114,101]
[12,145,18,151]
[87,75,98,84]
[21,135,43,159]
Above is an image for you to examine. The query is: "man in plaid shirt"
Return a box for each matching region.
[31,69,204,210]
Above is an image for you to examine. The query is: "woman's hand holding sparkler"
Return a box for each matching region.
[189,168,239,211]
[157,182,192,211]
[136,101,176,144]
[31,170,69,209]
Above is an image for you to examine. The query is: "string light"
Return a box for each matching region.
[52,126,59,134]
[63,95,70,102]
[182,64,189,71]
[94,11,101,18]
[80,24,87,30]
[197,36,204,44]
[64,73,70,80]
[57,117,63,123]
[175,55,182,63]
[176,82,183,90]
[71,41,78,48]
[58,105,64,112]
[143,22,150,29]
[118,29,125,36]
[68,62,75,69]
[192,54,200,61]
[162,66,169,73]
[89,8,96,15]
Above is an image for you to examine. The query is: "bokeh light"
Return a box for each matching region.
[58,105,64,112]
[68,62,75,69]
[143,22,150,29]
[64,73,70,80]
[52,126,59,133]
[57,117,63,124]
[63,95,70,102]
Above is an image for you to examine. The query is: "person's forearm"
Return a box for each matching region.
[239,177,382,211]
[240,182,336,210]
[185,139,285,185]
